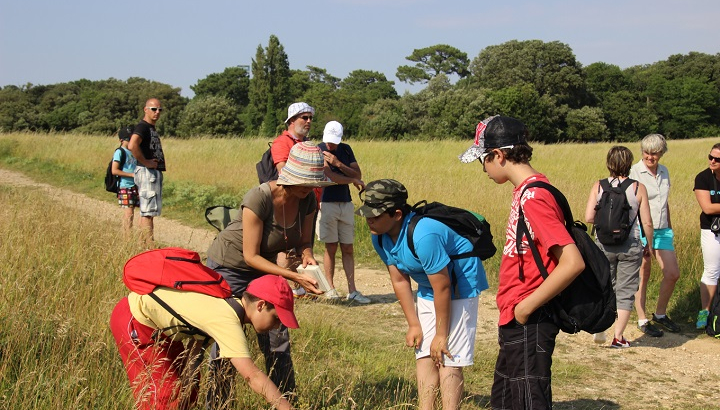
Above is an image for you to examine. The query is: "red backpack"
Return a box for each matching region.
[123,247,243,339]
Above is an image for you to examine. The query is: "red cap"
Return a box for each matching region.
[246,275,299,329]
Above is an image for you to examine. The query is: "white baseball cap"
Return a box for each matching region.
[322,121,343,144]
[285,102,315,124]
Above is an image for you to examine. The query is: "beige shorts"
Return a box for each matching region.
[317,202,355,244]
[415,296,478,367]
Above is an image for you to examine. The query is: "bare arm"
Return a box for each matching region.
[427,267,453,366]
[111,158,134,178]
[323,156,364,189]
[128,134,157,169]
[387,264,423,348]
[584,180,600,223]
[637,184,654,253]
[513,243,585,324]
[241,207,319,293]
[230,357,295,410]
[695,189,720,215]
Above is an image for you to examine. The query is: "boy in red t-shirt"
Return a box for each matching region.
[459,116,585,410]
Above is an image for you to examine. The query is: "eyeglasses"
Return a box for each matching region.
[479,145,515,164]
[709,154,720,162]
[146,107,163,112]
[298,115,313,121]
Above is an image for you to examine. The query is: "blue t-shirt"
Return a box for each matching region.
[372,212,489,301]
[113,147,137,189]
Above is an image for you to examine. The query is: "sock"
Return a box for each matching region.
[655,314,666,319]
[638,319,649,326]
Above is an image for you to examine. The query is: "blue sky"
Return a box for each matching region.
[1,0,719,97]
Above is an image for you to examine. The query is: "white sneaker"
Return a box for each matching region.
[346,290,371,304]
[592,332,607,344]
[324,288,341,300]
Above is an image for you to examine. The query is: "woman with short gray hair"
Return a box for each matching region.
[629,133,682,337]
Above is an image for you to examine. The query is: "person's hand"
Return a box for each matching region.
[405,325,423,349]
[352,179,365,190]
[293,272,321,295]
[322,151,340,167]
[430,334,452,367]
[513,299,533,325]
[145,158,159,169]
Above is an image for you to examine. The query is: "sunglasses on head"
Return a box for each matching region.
[146,107,163,112]
[709,154,720,162]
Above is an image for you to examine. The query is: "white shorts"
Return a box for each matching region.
[317,202,355,244]
[701,229,720,285]
[415,296,478,367]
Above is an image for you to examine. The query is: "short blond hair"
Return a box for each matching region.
[640,133,668,154]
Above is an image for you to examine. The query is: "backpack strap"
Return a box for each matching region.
[406,202,460,297]
[148,292,209,340]
[516,181,573,281]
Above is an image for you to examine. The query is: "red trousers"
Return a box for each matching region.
[109,297,199,410]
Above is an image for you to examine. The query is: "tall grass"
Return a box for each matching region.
[0,132,716,323]
[1,132,719,409]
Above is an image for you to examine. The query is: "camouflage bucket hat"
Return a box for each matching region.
[355,179,408,217]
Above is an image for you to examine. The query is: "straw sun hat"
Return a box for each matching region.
[276,141,335,187]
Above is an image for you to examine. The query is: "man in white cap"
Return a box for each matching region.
[271,102,316,173]
[317,121,369,303]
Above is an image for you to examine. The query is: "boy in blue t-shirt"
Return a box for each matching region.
[112,126,138,235]
[356,179,489,410]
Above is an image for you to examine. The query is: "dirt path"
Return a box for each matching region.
[2,167,718,409]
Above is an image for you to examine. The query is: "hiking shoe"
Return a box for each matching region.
[697,309,709,329]
[610,337,631,348]
[638,321,664,337]
[652,313,681,333]
[346,290,371,304]
[324,288,341,300]
[592,332,607,344]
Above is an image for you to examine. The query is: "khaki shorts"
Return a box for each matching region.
[317,202,355,244]
[134,166,163,217]
[415,296,478,367]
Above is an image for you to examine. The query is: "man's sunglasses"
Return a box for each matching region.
[298,115,313,121]
[146,107,163,112]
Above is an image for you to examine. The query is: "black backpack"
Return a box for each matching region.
[104,147,126,193]
[593,178,638,246]
[255,142,277,184]
[406,201,496,261]
[518,181,616,334]
[706,283,720,339]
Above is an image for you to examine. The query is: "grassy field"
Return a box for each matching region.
[0,132,718,409]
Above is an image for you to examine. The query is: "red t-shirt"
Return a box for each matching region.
[270,131,300,166]
[496,174,575,326]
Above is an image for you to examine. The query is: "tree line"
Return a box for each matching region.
[1,36,719,142]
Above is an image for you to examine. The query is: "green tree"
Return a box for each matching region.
[246,35,292,137]
[486,84,563,143]
[469,40,587,108]
[336,70,398,136]
[598,90,657,141]
[565,106,608,142]
[360,98,408,140]
[647,76,720,138]
[177,95,244,137]
[396,44,470,84]
[191,66,250,106]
